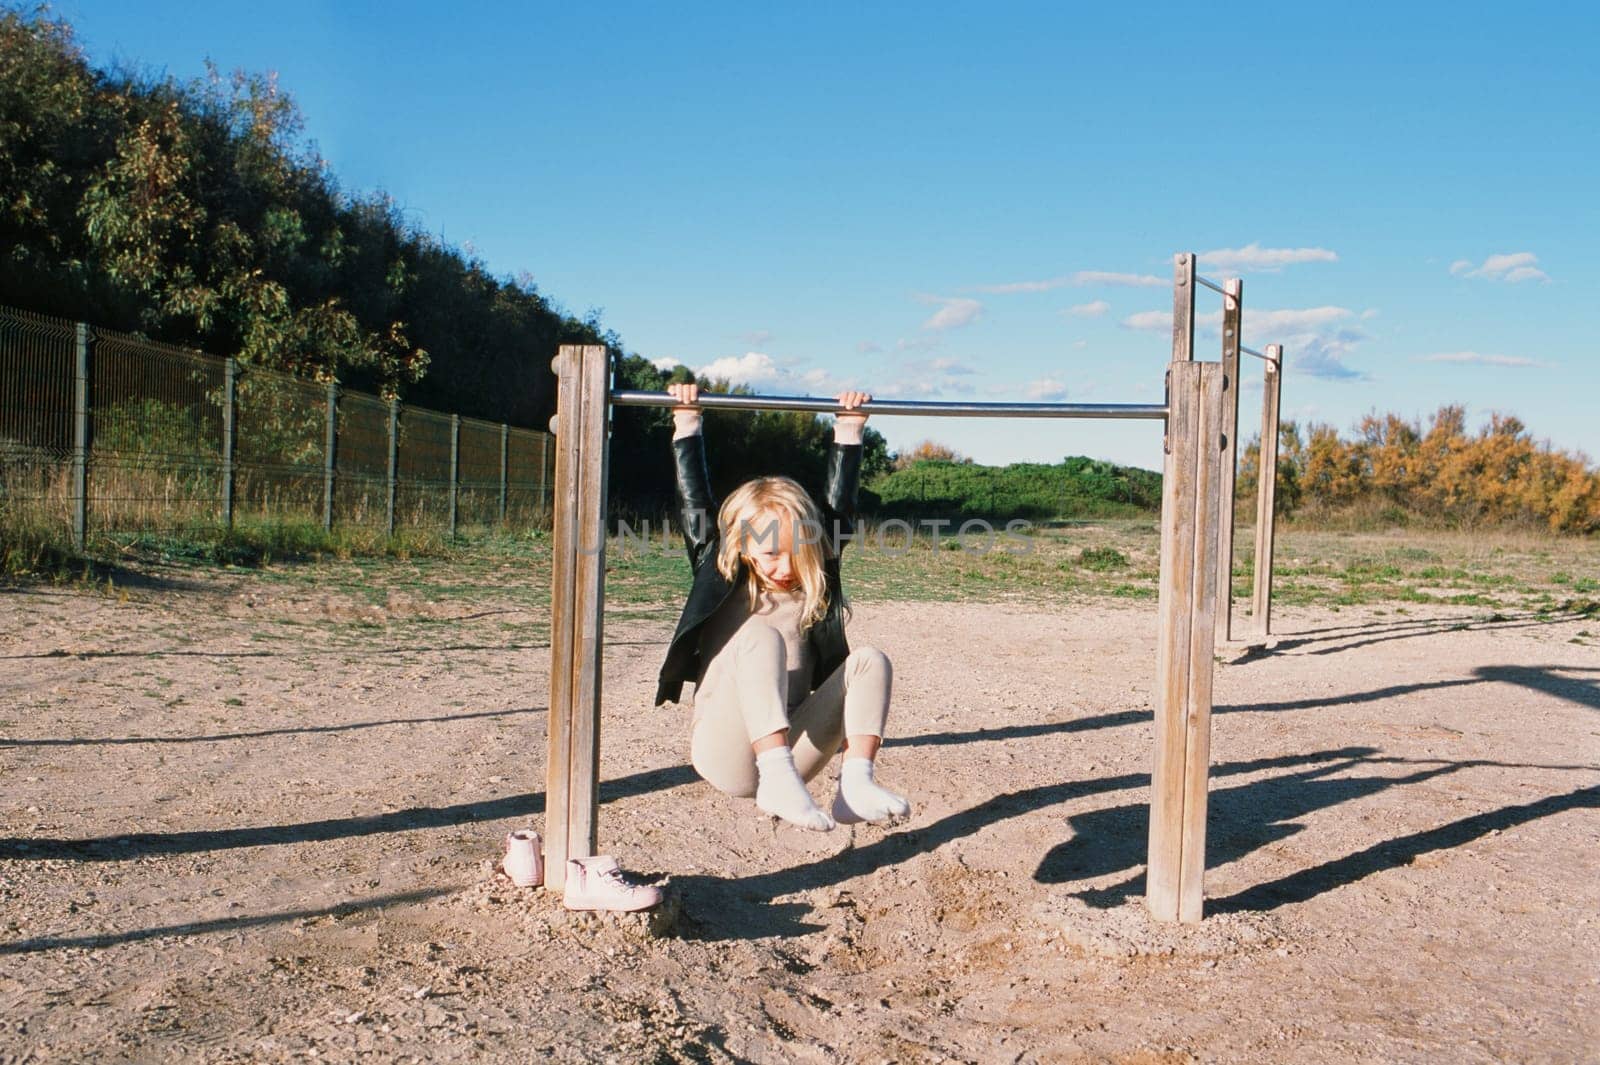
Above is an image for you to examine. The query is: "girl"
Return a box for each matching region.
[653,382,910,831]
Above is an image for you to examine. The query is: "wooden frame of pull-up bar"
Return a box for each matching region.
[543,251,1285,923]
[1192,262,1286,646]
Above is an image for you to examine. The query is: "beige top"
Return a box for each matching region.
[695,584,813,710]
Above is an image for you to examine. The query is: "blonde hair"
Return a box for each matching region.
[715,476,837,631]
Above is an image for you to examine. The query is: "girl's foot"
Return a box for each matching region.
[754,747,835,831]
[832,758,911,824]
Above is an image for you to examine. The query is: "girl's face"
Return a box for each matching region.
[742,510,796,592]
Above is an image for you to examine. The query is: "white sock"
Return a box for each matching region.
[832,757,911,825]
[755,747,835,831]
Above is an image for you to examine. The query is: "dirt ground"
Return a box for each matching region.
[1,561,1597,1064]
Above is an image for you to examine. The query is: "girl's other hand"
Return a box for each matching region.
[834,390,871,443]
[667,382,701,409]
[668,381,703,438]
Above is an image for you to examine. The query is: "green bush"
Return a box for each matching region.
[867,457,1160,523]
[1077,546,1128,570]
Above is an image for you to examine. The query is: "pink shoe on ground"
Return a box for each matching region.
[501,829,543,887]
[562,855,662,912]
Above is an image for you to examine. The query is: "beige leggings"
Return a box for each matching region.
[690,622,892,798]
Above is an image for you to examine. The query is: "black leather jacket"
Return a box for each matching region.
[654,433,863,706]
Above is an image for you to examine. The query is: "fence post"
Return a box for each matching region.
[540,430,549,516]
[386,398,399,537]
[72,322,91,551]
[499,423,509,525]
[448,414,461,539]
[1251,344,1284,640]
[221,357,237,531]
[322,381,338,532]
[1216,278,1242,645]
[1148,359,1224,924]
[545,344,611,891]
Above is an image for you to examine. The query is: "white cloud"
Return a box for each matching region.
[1233,306,1353,334]
[1124,304,1356,340]
[696,351,785,387]
[1417,351,1545,368]
[1216,307,1366,380]
[1120,310,1171,332]
[1450,251,1550,283]
[650,356,681,371]
[972,269,1165,294]
[974,277,1072,294]
[1361,308,1380,320]
[915,294,984,331]
[1291,332,1368,381]
[1024,377,1070,401]
[689,352,850,396]
[897,357,977,379]
[1064,300,1110,318]
[856,340,883,354]
[1072,270,1166,288]
[738,329,774,346]
[1197,243,1338,273]
[878,355,983,399]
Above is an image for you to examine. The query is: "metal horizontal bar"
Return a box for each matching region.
[610,389,1167,421]
[1240,345,1276,362]
[1195,275,1227,295]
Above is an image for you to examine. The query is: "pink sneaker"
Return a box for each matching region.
[562,855,662,912]
[501,829,543,887]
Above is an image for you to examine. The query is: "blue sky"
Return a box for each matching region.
[56,1,1598,470]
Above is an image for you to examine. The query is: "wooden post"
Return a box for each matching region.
[499,423,510,525]
[1215,278,1242,645]
[322,381,338,532]
[545,344,611,890]
[1148,359,1225,924]
[386,399,400,537]
[1171,252,1196,363]
[221,357,237,531]
[448,414,461,539]
[1251,344,1284,640]
[71,322,91,551]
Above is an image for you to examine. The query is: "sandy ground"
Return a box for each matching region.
[1,564,1597,1064]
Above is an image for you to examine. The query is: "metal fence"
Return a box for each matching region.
[0,304,554,548]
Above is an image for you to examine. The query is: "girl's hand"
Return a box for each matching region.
[834,390,871,444]
[667,381,702,438]
[666,382,701,409]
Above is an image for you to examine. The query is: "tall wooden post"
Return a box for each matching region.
[1251,344,1284,640]
[448,414,461,539]
[322,381,338,532]
[545,345,611,891]
[1172,252,1196,363]
[1148,359,1225,924]
[1215,278,1242,645]
[221,357,237,531]
[71,322,91,551]
[385,399,400,537]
